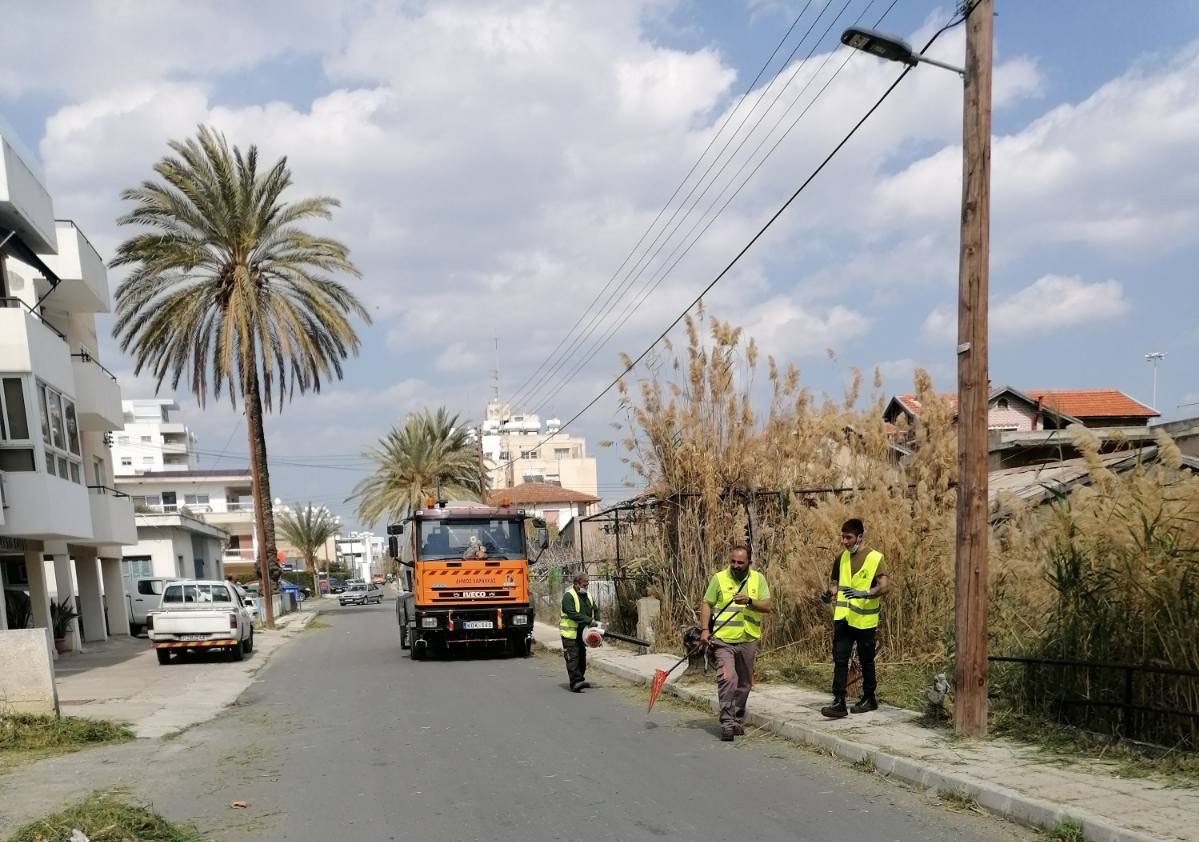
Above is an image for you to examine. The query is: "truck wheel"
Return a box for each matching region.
[243,629,254,654]
[156,649,171,665]
[411,637,426,661]
[130,623,143,637]
[400,621,410,650]
[229,640,245,662]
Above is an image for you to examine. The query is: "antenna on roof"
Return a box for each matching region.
[491,337,501,403]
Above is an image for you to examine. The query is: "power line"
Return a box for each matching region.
[529,0,891,416]
[497,8,959,478]
[507,0,826,410]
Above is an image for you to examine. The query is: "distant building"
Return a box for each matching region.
[485,481,599,532]
[335,532,385,580]
[477,400,598,498]
[111,398,198,475]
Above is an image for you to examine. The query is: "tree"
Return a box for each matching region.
[352,408,481,526]
[276,503,341,599]
[111,125,368,627]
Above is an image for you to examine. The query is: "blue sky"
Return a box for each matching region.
[2,1,1197,529]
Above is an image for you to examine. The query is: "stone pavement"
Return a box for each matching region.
[54,607,315,738]
[533,622,1198,842]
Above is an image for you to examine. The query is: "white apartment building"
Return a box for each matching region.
[0,120,137,652]
[478,400,599,498]
[336,532,385,581]
[111,398,198,475]
[115,468,256,578]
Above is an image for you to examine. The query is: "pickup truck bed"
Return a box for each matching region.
[147,580,254,665]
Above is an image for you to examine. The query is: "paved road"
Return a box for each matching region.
[142,599,1031,842]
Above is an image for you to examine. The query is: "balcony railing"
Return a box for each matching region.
[133,502,253,515]
[0,296,66,341]
[223,548,256,561]
[71,349,118,381]
[86,485,129,497]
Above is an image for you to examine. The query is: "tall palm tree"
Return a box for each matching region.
[352,408,481,526]
[111,125,369,627]
[276,503,341,599]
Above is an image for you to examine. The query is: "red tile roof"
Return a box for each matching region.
[1025,389,1158,419]
[485,482,600,505]
[894,394,958,416]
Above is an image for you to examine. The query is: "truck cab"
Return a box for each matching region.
[391,503,545,659]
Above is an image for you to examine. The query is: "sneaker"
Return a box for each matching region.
[820,698,848,718]
[850,696,878,714]
[720,728,735,742]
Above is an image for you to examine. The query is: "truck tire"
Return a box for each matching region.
[400,621,410,650]
[243,629,254,654]
[411,637,426,661]
[229,640,245,662]
[130,623,143,637]
[156,649,171,665]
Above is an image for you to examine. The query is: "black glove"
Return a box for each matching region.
[840,586,871,600]
[820,589,833,604]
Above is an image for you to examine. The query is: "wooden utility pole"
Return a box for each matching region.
[954,0,993,738]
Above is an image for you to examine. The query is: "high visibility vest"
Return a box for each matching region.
[711,569,766,643]
[560,588,589,639]
[834,549,883,629]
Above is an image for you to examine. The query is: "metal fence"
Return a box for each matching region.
[989,654,1199,749]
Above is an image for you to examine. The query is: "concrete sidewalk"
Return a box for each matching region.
[56,608,316,739]
[534,622,1197,842]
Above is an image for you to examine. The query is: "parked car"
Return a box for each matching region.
[147,580,254,665]
[339,582,383,606]
[328,579,347,594]
[127,577,178,636]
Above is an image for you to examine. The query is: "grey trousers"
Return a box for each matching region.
[562,635,587,686]
[711,639,757,727]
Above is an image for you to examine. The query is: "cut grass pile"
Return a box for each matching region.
[0,714,132,753]
[6,792,199,842]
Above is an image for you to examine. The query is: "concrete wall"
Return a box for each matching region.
[0,628,58,715]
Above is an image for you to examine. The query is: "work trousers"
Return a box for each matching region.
[832,619,877,700]
[711,639,758,728]
[562,635,588,686]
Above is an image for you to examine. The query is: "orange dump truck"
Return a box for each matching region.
[389,503,546,659]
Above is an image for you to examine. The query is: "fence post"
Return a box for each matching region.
[1122,667,1135,741]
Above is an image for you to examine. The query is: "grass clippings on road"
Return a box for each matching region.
[5,792,199,842]
[0,715,133,773]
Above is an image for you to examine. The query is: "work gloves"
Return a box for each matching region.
[839,586,872,600]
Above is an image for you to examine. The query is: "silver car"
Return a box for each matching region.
[339,582,383,606]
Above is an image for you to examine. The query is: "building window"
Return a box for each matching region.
[142,456,153,465]
[140,435,152,443]
[120,457,132,467]
[37,381,82,483]
[554,448,571,458]
[521,450,538,460]
[0,376,35,471]
[499,451,510,461]
[996,398,1009,410]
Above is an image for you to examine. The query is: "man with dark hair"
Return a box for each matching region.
[700,545,772,741]
[559,572,599,692]
[820,518,890,718]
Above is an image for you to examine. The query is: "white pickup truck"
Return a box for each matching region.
[147,580,255,665]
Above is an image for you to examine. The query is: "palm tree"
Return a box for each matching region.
[111,125,369,627]
[352,408,481,526]
[276,503,341,599]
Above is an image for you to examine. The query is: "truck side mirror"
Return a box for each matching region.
[386,523,404,535]
[387,536,399,559]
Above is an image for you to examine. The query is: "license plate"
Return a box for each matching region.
[179,634,208,641]
[463,621,493,630]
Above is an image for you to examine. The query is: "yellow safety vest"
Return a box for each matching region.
[834,549,883,629]
[711,569,766,643]
[559,588,589,640]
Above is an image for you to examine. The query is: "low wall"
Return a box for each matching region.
[0,629,59,715]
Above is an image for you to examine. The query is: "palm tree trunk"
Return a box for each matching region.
[309,552,320,603]
[243,360,278,629]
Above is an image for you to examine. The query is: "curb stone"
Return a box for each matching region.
[534,624,1175,842]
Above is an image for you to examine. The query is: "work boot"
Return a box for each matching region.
[570,682,584,693]
[732,722,745,736]
[720,727,735,742]
[821,697,848,718]
[579,681,591,690]
[850,696,878,714]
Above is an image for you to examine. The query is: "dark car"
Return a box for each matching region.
[328,579,347,594]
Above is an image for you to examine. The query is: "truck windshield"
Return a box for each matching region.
[417,519,525,561]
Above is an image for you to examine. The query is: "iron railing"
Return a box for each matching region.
[0,296,67,341]
[989,654,1199,747]
[86,485,130,497]
[70,349,118,381]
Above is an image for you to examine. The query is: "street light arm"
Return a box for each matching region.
[916,54,965,77]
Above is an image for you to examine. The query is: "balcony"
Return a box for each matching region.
[223,548,256,562]
[85,486,137,546]
[0,470,91,541]
[0,127,56,254]
[0,301,72,394]
[71,351,123,431]
[34,221,109,314]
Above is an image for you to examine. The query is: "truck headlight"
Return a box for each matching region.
[421,617,438,628]
[512,614,528,625]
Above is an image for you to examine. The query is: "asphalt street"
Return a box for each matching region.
[142,597,1033,842]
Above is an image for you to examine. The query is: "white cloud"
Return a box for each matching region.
[922,274,1130,342]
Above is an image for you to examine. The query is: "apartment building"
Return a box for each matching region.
[479,400,599,498]
[0,120,137,651]
[112,398,198,475]
[114,468,256,579]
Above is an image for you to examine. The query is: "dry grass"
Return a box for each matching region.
[6,792,200,842]
[608,310,1199,749]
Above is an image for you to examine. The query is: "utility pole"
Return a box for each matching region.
[476,424,488,499]
[954,0,994,738]
[1145,352,1166,410]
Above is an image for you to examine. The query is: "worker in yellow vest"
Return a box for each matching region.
[559,572,599,692]
[699,545,772,741]
[820,518,891,718]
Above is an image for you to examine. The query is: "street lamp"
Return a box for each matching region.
[840,27,963,76]
[1145,352,1166,410]
[843,5,994,738]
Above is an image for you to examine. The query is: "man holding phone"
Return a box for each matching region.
[700,545,772,741]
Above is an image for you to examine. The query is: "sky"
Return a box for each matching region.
[2,0,1197,531]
